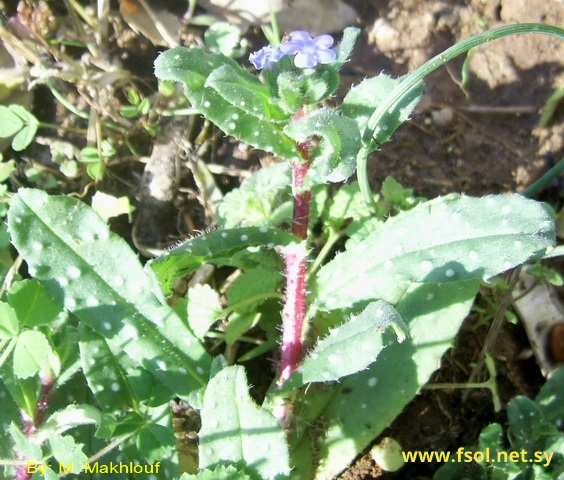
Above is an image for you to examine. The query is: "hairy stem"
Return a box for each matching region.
[277,108,312,401]
[278,242,309,386]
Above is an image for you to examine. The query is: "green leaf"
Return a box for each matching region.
[0,105,24,138]
[324,181,376,230]
[0,159,16,182]
[275,71,303,114]
[380,176,422,212]
[204,22,247,58]
[150,226,298,296]
[79,326,137,412]
[216,162,291,229]
[284,108,362,183]
[313,194,555,312]
[9,105,39,151]
[199,366,290,480]
[11,121,38,151]
[8,422,43,461]
[305,280,481,479]
[0,301,19,338]
[206,64,287,121]
[342,73,423,146]
[535,367,564,423]
[7,188,212,397]
[179,464,253,479]
[507,396,545,449]
[186,284,222,339]
[227,266,283,310]
[49,434,88,471]
[137,423,176,464]
[13,330,52,378]
[292,301,407,384]
[333,27,362,70]
[8,279,64,328]
[37,404,115,441]
[0,363,41,417]
[154,47,297,159]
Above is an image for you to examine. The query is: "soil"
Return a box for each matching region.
[3,0,563,479]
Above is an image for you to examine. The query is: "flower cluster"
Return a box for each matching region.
[249,31,336,70]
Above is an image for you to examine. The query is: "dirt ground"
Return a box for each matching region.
[3,0,563,478]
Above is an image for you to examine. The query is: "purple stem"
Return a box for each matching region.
[278,242,309,386]
[277,107,312,391]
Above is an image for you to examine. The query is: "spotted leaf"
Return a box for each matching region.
[199,366,290,480]
[7,189,212,398]
[154,47,297,159]
[150,226,300,296]
[290,301,407,385]
[312,194,555,313]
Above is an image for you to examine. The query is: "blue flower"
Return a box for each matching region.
[249,44,285,70]
[279,31,336,68]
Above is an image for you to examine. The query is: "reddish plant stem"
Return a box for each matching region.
[278,243,309,386]
[290,160,311,240]
[277,107,313,390]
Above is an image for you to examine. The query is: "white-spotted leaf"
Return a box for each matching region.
[199,366,290,480]
[313,194,555,312]
[7,189,212,397]
[296,301,407,384]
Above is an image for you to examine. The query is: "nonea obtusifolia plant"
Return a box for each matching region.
[2,22,563,480]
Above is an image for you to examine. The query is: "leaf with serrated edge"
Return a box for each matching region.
[155,48,297,159]
[79,326,136,412]
[49,434,87,471]
[7,189,211,397]
[0,301,18,338]
[187,284,222,339]
[216,162,291,229]
[13,330,51,378]
[36,404,115,442]
[179,465,252,480]
[313,194,555,313]
[284,108,361,183]
[296,301,406,383]
[199,366,290,480]
[308,280,480,479]
[8,279,63,328]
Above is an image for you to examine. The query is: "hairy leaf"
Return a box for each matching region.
[304,280,481,479]
[342,73,423,146]
[8,189,212,397]
[313,194,555,312]
[154,48,297,159]
[216,162,292,229]
[293,301,407,384]
[199,366,290,480]
[79,326,137,412]
[150,226,299,296]
[284,108,361,183]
